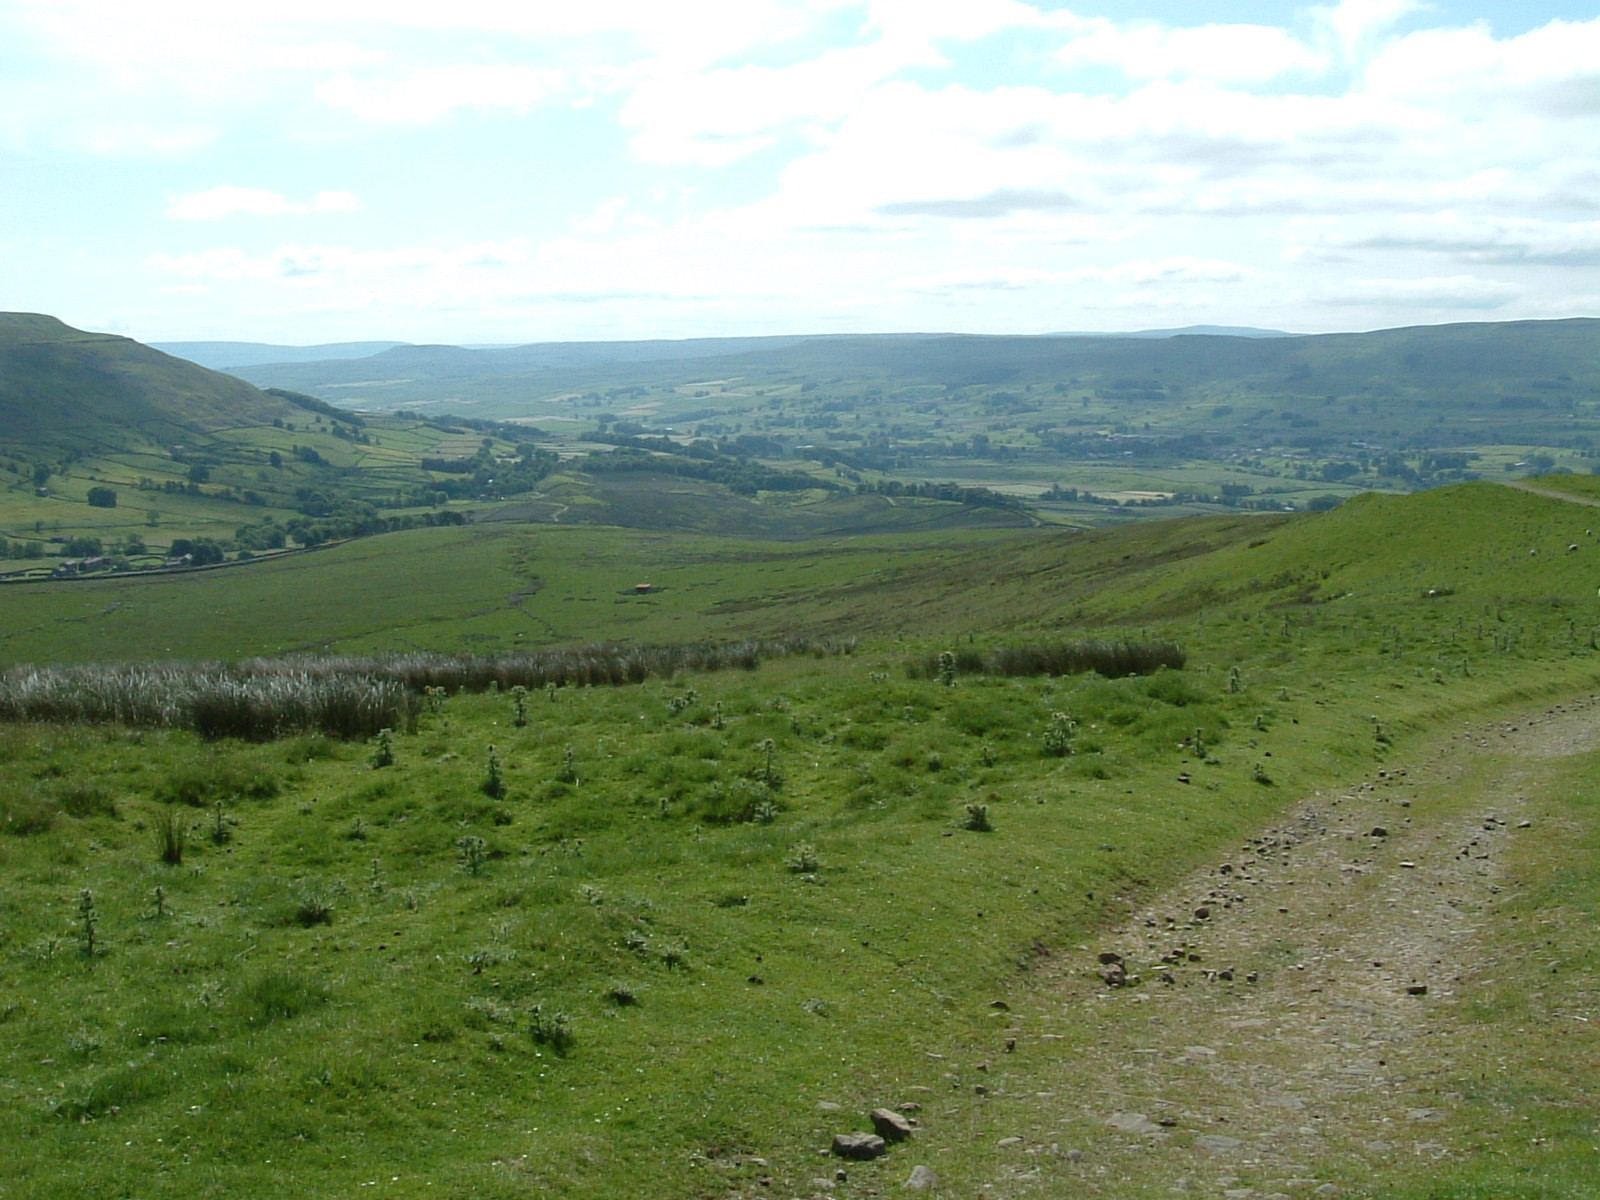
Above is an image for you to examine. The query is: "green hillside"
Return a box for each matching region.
[3,479,1600,1198]
[0,314,302,451]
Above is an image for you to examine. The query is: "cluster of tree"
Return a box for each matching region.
[264,387,367,427]
[234,507,472,551]
[169,537,227,565]
[854,480,1028,510]
[417,446,558,500]
[579,446,832,496]
[0,538,46,559]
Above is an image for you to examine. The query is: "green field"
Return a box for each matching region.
[4,478,1600,1196]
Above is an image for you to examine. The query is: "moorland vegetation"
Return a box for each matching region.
[3,469,1600,1197]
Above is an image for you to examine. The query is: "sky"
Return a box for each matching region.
[3,0,1598,346]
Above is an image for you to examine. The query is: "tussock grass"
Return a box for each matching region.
[0,663,416,741]
[0,637,854,742]
[909,637,1186,681]
[243,634,856,694]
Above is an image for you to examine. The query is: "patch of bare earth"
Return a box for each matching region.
[974,697,1600,1199]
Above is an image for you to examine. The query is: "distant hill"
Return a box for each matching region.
[226,318,1600,418]
[150,340,410,370]
[0,313,308,454]
[1057,325,1293,339]
[224,333,939,393]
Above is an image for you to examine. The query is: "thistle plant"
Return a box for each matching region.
[785,842,819,874]
[527,1003,574,1053]
[457,834,488,876]
[510,685,529,728]
[294,883,336,927]
[482,744,507,799]
[210,799,232,845]
[370,727,395,769]
[1042,710,1076,757]
[76,889,99,956]
[759,738,780,787]
[937,650,957,687]
[962,802,993,832]
[559,744,578,785]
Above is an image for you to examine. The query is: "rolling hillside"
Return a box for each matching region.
[3,474,1600,1199]
[0,313,303,453]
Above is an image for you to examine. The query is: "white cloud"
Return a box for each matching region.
[148,238,530,281]
[1312,0,1425,60]
[904,257,1251,294]
[1308,214,1600,268]
[166,187,361,220]
[1056,21,1324,83]
[1315,274,1522,309]
[316,64,565,123]
[10,1,1600,338]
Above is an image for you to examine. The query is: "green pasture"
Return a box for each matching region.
[4,479,1600,1196]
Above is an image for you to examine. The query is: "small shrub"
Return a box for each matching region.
[961,802,993,832]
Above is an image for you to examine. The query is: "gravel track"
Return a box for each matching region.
[977,697,1600,1198]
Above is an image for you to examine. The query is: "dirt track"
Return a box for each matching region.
[978,697,1600,1197]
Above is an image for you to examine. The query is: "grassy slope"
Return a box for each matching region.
[4,482,1600,1197]
[0,313,298,451]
